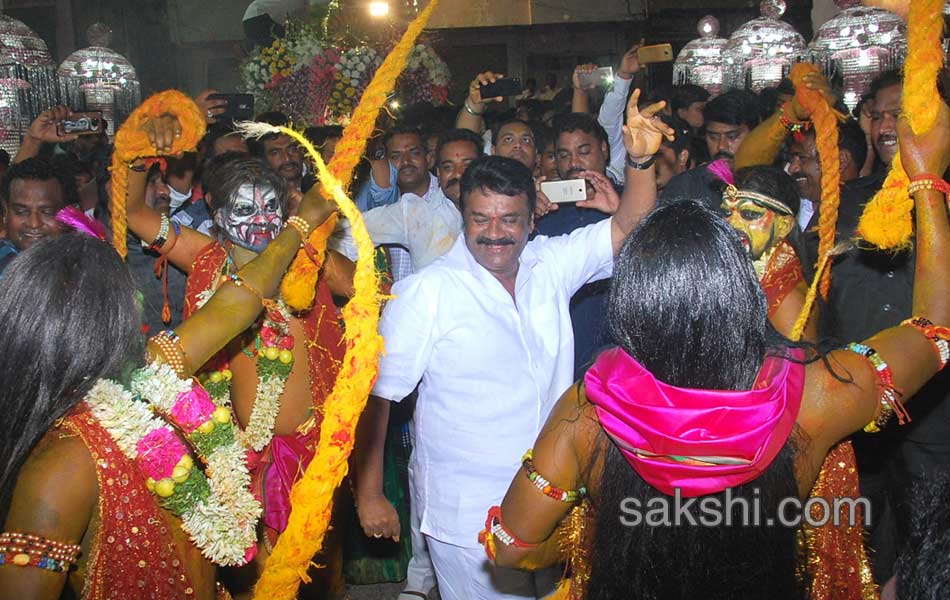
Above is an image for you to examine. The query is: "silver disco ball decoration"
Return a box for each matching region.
[674,16,729,96]
[58,23,141,139]
[0,12,60,154]
[809,0,906,111]
[723,0,806,92]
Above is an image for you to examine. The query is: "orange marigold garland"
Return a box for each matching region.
[280,0,441,312]
[789,63,847,300]
[110,90,206,258]
[857,0,944,250]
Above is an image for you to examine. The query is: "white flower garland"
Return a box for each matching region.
[86,364,261,566]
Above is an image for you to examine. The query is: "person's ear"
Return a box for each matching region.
[839,148,854,174]
[775,214,795,239]
[677,149,691,169]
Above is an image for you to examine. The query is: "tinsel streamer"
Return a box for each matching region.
[278,0,440,312]
[248,131,383,599]
[857,0,944,250]
[789,63,847,299]
[109,90,206,258]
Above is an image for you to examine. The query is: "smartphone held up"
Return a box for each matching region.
[57,111,104,137]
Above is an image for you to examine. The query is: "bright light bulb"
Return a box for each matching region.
[389,100,400,109]
[369,1,390,17]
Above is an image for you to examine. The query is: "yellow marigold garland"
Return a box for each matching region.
[857,0,944,250]
[280,0,440,312]
[110,90,206,258]
[246,123,384,600]
[789,63,847,300]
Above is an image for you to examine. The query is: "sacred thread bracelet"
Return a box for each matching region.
[844,342,909,433]
[901,316,950,369]
[908,174,950,199]
[0,531,82,573]
[479,505,538,561]
[778,103,812,141]
[148,213,171,251]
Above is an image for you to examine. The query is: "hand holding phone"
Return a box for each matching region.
[577,67,614,90]
[480,77,523,99]
[56,111,104,137]
[206,93,254,123]
[540,179,588,204]
[636,43,673,65]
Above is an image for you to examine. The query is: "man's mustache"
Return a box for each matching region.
[714,151,734,161]
[476,236,515,246]
[444,177,459,189]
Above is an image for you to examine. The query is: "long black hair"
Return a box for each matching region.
[588,201,807,599]
[0,235,145,522]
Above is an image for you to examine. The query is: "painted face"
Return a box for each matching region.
[463,188,533,284]
[870,83,901,166]
[437,140,480,205]
[556,129,607,181]
[787,134,821,202]
[216,182,283,252]
[723,198,793,261]
[493,122,537,169]
[705,122,750,166]
[3,178,66,251]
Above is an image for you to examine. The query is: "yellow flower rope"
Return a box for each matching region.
[251,3,440,596]
[280,0,441,312]
[857,0,944,250]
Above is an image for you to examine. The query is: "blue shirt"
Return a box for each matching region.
[0,238,18,276]
[355,161,400,212]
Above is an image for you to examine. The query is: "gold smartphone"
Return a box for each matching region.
[637,43,674,65]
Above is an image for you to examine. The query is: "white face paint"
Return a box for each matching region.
[216,182,283,252]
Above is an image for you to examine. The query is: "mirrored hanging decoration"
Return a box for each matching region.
[808,0,906,111]
[674,16,729,96]
[57,23,140,139]
[0,12,59,153]
[722,0,806,92]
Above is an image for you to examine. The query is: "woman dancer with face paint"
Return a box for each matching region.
[123,114,355,597]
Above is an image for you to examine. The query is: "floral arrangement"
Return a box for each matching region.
[240,20,450,125]
[86,362,260,566]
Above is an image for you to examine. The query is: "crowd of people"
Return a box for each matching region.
[0,23,948,600]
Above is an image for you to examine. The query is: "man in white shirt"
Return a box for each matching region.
[353,95,671,599]
[364,129,483,272]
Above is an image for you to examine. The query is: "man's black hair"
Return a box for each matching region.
[0,149,10,168]
[837,119,868,172]
[703,89,763,129]
[382,123,425,150]
[672,84,711,112]
[434,128,484,164]
[552,112,608,146]
[869,69,902,100]
[248,111,290,155]
[459,155,536,215]
[1,157,75,208]
[660,115,691,157]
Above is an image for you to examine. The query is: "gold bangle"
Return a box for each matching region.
[150,330,189,378]
[285,216,311,246]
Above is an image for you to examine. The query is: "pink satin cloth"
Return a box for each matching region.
[585,347,805,497]
[246,430,317,544]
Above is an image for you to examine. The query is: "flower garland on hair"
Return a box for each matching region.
[85,362,260,566]
[857,0,944,250]
[110,90,206,258]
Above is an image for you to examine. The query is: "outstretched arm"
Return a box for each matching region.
[456,71,504,133]
[12,107,79,164]
[151,185,337,376]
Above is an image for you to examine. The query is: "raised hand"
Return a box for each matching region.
[617,40,644,80]
[572,63,599,90]
[467,71,505,111]
[195,89,227,124]
[622,88,675,161]
[577,170,620,214]
[898,99,950,179]
[141,113,183,154]
[788,72,836,121]
[26,106,79,144]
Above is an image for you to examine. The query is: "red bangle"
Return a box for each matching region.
[908,174,950,197]
[478,505,537,561]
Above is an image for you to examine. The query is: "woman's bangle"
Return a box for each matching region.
[151,330,189,378]
[285,216,311,246]
[901,317,950,369]
[148,213,170,251]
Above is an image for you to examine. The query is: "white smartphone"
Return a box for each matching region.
[540,179,588,203]
[577,66,614,89]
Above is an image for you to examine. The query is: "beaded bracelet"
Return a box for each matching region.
[901,317,950,369]
[522,450,587,502]
[908,174,950,198]
[149,213,171,251]
[478,505,537,561]
[0,531,81,573]
[844,342,910,433]
[151,329,189,378]
[285,216,311,246]
[778,103,812,142]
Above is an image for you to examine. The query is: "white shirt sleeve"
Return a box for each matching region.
[532,217,614,297]
[372,273,440,401]
[599,76,632,183]
[364,202,409,247]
